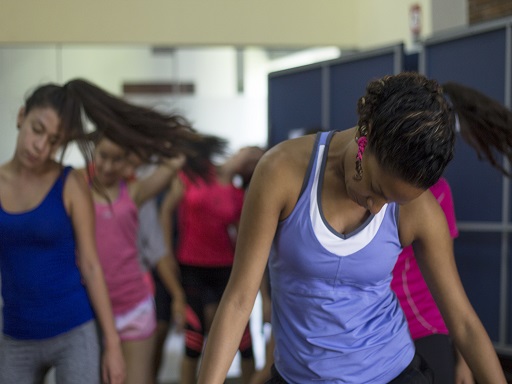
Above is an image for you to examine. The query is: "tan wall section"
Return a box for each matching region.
[0,0,358,46]
[0,0,468,50]
[355,0,432,49]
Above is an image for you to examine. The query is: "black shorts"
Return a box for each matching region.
[414,334,455,384]
[180,265,232,309]
[388,353,434,383]
[152,268,173,323]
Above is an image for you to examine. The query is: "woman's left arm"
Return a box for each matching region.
[401,192,505,384]
[64,169,126,384]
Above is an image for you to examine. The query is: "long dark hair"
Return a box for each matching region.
[442,82,512,177]
[23,79,226,180]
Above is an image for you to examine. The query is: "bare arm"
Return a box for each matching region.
[160,177,184,255]
[158,177,187,328]
[197,150,293,383]
[131,155,185,207]
[155,254,186,330]
[400,193,506,384]
[454,347,475,384]
[64,170,125,384]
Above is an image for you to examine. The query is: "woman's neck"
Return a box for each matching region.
[327,128,357,179]
[8,157,58,179]
[92,177,122,202]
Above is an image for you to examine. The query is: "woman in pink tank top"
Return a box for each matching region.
[63,78,226,384]
[391,82,512,383]
[88,135,184,384]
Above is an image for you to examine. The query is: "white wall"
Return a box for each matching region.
[0,45,269,166]
[0,44,277,384]
[431,0,467,33]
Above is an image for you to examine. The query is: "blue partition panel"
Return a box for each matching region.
[404,52,419,72]
[424,24,510,346]
[455,232,502,341]
[268,67,323,147]
[424,28,507,222]
[443,134,503,222]
[506,237,512,345]
[329,52,397,131]
[424,28,507,96]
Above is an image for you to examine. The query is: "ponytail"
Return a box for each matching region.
[442,82,512,177]
[64,78,226,180]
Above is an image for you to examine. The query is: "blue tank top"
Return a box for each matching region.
[269,131,415,383]
[0,166,94,339]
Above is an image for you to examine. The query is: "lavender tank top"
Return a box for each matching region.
[269,131,414,383]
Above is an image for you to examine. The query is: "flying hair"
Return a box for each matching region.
[23,79,226,182]
[442,82,512,177]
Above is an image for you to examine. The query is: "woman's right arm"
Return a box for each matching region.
[64,170,126,384]
[197,148,293,384]
[159,177,187,328]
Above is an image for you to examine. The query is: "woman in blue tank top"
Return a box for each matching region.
[0,79,226,384]
[196,73,507,383]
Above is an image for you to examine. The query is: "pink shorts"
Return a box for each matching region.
[115,296,157,341]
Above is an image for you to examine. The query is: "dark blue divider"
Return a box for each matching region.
[422,23,509,344]
[456,232,502,341]
[268,66,324,148]
[268,44,403,147]
[329,50,399,131]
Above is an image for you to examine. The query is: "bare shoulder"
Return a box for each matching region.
[63,168,93,211]
[251,136,316,218]
[74,167,89,182]
[259,135,315,180]
[65,168,89,191]
[399,188,445,247]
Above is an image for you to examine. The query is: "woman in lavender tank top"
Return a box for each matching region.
[195,73,507,384]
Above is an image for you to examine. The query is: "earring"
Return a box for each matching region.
[353,125,368,181]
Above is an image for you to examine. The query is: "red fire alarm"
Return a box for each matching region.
[409,3,422,40]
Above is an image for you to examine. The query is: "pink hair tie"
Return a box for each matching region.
[356,136,368,161]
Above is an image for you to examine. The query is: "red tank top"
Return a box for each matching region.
[176,173,244,267]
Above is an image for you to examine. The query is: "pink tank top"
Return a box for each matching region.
[391,177,459,340]
[95,182,150,315]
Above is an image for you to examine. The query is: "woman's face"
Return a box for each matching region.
[344,152,425,214]
[93,137,129,187]
[15,106,63,168]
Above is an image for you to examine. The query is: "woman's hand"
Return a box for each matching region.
[455,349,475,384]
[101,342,126,384]
[172,297,187,332]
